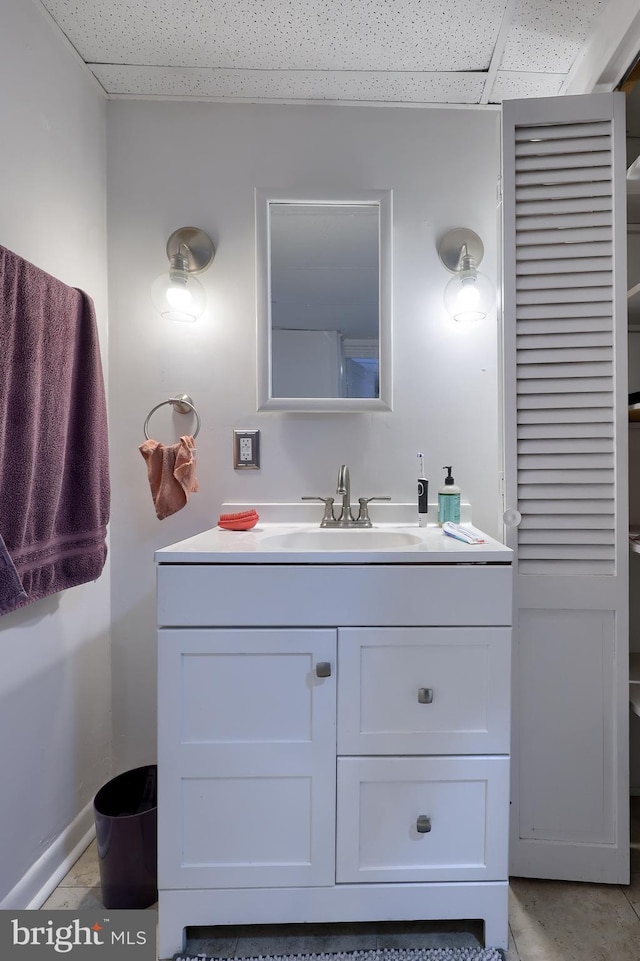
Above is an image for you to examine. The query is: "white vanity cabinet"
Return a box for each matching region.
[156,537,512,960]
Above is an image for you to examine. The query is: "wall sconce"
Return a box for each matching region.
[151,226,215,322]
[437,228,495,323]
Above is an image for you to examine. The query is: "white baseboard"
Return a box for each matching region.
[0,800,96,910]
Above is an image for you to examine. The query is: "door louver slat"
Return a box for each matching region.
[517,438,613,454]
[515,151,611,172]
[517,377,612,393]
[516,288,611,306]
[510,117,616,574]
[517,332,612,348]
[515,225,611,245]
[517,257,612,275]
[516,182,612,202]
[518,512,613,529]
[517,498,614,514]
[517,394,612,410]
[517,362,612,379]
[517,545,615,561]
[515,121,611,142]
[517,406,612,423]
[517,346,611,363]
[518,454,612,470]
[518,484,613,499]
[518,467,614,482]
[517,241,612,260]
[516,211,612,231]
[515,167,611,187]
[516,198,612,217]
[517,422,613,439]
[517,273,611,290]
[517,316,611,332]
[518,529,614,545]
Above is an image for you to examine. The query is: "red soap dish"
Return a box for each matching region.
[218,509,259,531]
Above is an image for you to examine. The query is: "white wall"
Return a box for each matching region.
[0,0,111,905]
[107,100,502,770]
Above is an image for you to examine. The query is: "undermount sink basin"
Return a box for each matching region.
[261,528,424,551]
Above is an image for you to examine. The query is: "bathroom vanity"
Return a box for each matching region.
[155,521,513,959]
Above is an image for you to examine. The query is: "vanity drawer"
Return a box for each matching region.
[337,627,510,755]
[335,756,509,884]
[157,564,512,627]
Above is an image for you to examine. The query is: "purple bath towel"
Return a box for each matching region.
[0,245,110,615]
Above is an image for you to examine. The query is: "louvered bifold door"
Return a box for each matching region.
[502,94,629,883]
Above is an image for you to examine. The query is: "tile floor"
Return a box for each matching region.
[42,797,640,961]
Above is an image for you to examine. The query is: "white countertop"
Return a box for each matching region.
[155,522,512,565]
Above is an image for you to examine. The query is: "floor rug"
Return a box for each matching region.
[172,948,504,961]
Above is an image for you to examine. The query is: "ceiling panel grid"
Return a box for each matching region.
[37,0,614,103]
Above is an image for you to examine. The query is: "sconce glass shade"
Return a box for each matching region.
[438,227,495,323]
[151,267,206,322]
[152,226,215,322]
[443,264,495,323]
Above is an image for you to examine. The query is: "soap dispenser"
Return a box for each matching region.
[438,466,461,526]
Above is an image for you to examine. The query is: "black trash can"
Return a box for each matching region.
[93,764,157,909]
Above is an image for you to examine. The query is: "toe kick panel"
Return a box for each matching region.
[336,756,510,884]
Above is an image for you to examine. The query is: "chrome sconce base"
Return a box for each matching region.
[166,227,215,274]
[437,227,484,273]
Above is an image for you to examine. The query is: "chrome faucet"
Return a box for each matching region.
[336,464,354,525]
[302,465,390,528]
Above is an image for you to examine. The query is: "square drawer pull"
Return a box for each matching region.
[416,815,432,833]
[316,662,332,678]
[418,687,433,704]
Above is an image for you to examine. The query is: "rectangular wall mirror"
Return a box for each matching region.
[256,188,392,411]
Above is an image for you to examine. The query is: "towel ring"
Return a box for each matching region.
[143,394,201,440]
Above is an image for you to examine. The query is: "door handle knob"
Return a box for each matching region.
[503,508,522,528]
[315,662,331,678]
[418,687,433,704]
[416,815,432,833]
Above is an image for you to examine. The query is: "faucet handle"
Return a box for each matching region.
[357,496,391,526]
[301,496,336,526]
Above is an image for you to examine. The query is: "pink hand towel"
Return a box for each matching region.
[139,434,199,520]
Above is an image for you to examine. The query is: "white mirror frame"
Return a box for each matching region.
[256,187,393,412]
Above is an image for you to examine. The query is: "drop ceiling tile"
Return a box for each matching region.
[499,0,606,73]
[92,64,487,104]
[488,70,565,103]
[42,0,506,71]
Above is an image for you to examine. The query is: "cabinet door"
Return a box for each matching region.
[502,92,629,883]
[336,756,509,883]
[338,627,510,755]
[158,628,336,889]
